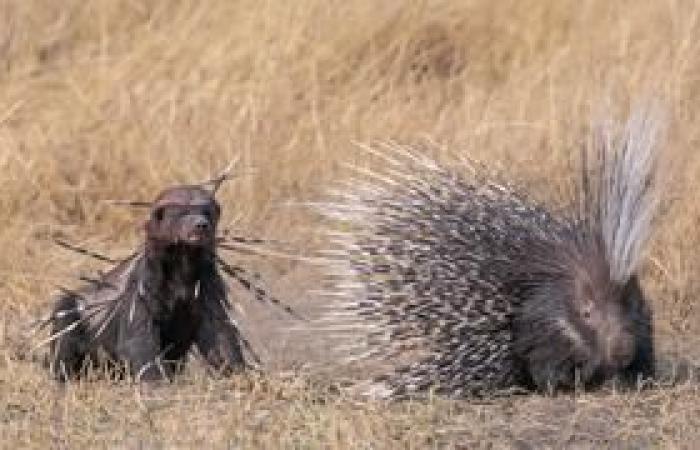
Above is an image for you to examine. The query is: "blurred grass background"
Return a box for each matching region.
[2,0,700,447]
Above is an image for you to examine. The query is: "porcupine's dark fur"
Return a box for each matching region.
[315,106,664,398]
[38,176,297,382]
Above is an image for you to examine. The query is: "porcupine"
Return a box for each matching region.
[37,173,297,382]
[316,106,665,397]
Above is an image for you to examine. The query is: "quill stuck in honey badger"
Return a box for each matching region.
[41,180,289,381]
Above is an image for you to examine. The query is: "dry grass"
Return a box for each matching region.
[3,0,700,447]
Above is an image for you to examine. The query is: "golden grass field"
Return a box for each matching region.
[3,0,700,447]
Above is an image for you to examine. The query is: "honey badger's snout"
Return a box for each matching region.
[179,213,215,244]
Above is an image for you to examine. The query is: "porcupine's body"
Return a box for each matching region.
[48,185,250,381]
[318,107,663,397]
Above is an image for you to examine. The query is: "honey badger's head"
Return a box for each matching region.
[145,186,220,250]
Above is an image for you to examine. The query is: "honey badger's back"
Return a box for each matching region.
[316,105,664,397]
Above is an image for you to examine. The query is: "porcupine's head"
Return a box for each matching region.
[512,235,653,392]
[145,185,221,251]
[512,105,662,393]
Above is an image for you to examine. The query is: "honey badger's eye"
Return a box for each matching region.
[203,204,218,220]
[153,207,165,221]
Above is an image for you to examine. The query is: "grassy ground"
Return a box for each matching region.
[3,0,700,447]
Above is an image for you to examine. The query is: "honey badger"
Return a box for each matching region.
[47,185,255,381]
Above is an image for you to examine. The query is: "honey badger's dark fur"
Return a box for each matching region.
[317,106,664,397]
[49,186,248,381]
